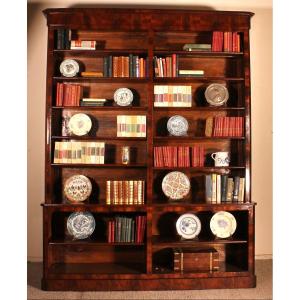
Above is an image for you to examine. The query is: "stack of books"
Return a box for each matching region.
[154,146,205,168]
[212,31,241,52]
[53,141,105,164]
[80,98,107,107]
[106,180,145,205]
[117,115,146,137]
[55,29,71,50]
[153,55,178,77]
[107,215,146,243]
[154,85,192,107]
[70,40,96,50]
[205,174,245,203]
[205,116,244,137]
[103,55,147,77]
[56,83,83,106]
[178,70,204,77]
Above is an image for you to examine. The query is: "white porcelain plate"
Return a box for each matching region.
[67,212,96,240]
[69,113,92,136]
[113,88,133,106]
[64,174,92,203]
[162,171,190,200]
[204,83,229,106]
[167,115,189,136]
[59,59,80,77]
[176,213,201,239]
[210,211,237,238]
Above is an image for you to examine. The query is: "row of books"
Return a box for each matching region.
[205,174,245,203]
[153,55,178,77]
[205,117,244,137]
[107,216,146,243]
[55,29,71,50]
[103,55,147,78]
[154,85,192,107]
[212,31,241,52]
[106,180,145,205]
[117,115,146,137]
[53,141,105,164]
[56,83,83,106]
[154,146,205,167]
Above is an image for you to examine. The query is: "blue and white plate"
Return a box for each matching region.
[210,211,237,238]
[67,212,95,240]
[167,115,188,136]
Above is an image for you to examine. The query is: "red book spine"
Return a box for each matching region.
[172,54,177,77]
[228,32,233,52]
[112,220,115,243]
[212,32,216,51]
[56,83,60,106]
[186,147,190,167]
[154,147,157,167]
[63,84,70,106]
[108,221,111,243]
[162,58,167,77]
[240,117,244,136]
[141,216,146,243]
[237,34,241,52]
[200,146,204,167]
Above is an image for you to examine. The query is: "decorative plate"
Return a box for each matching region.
[176,213,201,239]
[59,59,80,77]
[67,212,96,240]
[113,88,134,106]
[68,113,92,136]
[204,83,229,106]
[210,211,237,238]
[167,115,189,136]
[162,171,190,200]
[64,175,92,203]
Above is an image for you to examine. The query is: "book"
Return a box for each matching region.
[238,177,245,203]
[178,70,204,76]
[117,115,146,138]
[71,40,96,50]
[80,71,103,77]
[205,175,212,203]
[233,176,240,202]
[183,43,212,51]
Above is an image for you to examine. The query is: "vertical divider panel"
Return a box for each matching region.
[146,28,155,273]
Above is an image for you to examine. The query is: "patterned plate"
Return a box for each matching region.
[204,83,229,106]
[167,115,189,136]
[176,213,201,239]
[162,171,190,200]
[210,211,237,238]
[69,113,92,136]
[113,88,134,106]
[67,212,96,240]
[59,59,80,77]
[64,175,92,203]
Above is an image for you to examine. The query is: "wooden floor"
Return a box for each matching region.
[28,259,272,300]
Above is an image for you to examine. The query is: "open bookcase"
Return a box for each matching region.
[42,8,255,291]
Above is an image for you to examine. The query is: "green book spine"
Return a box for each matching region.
[221,175,228,202]
[56,29,63,50]
[108,55,113,77]
[103,57,108,77]
[129,54,133,77]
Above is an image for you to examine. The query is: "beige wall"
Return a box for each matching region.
[28,0,272,261]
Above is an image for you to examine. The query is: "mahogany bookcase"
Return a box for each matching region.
[42,8,255,291]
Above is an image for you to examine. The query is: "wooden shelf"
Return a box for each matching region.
[153,77,245,82]
[53,76,149,83]
[154,136,245,141]
[153,107,245,111]
[154,50,244,57]
[50,238,145,246]
[54,49,148,56]
[42,203,147,212]
[52,136,147,141]
[51,163,147,168]
[52,106,148,111]
[152,236,247,247]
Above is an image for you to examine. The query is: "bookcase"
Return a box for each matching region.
[42,8,255,291]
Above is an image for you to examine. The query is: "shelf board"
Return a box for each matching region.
[154,136,245,141]
[151,202,255,211]
[152,236,247,247]
[153,166,245,171]
[153,107,245,111]
[50,238,145,246]
[154,77,245,82]
[52,136,147,141]
[42,203,147,212]
[53,76,149,83]
[154,50,244,57]
[51,163,147,168]
[53,49,148,56]
[52,106,148,111]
